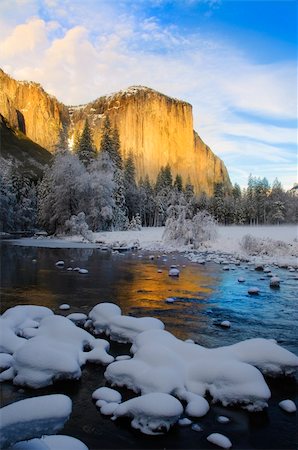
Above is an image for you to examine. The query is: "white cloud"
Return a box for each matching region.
[0,1,296,188]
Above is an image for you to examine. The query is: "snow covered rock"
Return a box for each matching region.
[66,313,87,325]
[0,306,53,354]
[0,394,72,449]
[238,277,245,283]
[107,330,271,411]
[220,321,231,328]
[89,302,164,343]
[9,435,89,450]
[110,393,183,435]
[248,287,260,295]
[278,399,296,413]
[55,261,64,267]
[165,297,175,303]
[178,418,192,426]
[78,268,88,274]
[169,268,180,277]
[217,416,230,424]
[59,304,70,310]
[109,316,164,343]
[89,303,121,335]
[270,276,280,288]
[92,387,122,403]
[12,315,113,388]
[207,433,232,449]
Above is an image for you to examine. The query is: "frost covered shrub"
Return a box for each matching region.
[163,208,216,248]
[241,234,288,256]
[64,212,93,242]
[191,211,217,247]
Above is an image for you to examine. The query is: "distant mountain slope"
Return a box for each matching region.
[0,114,52,179]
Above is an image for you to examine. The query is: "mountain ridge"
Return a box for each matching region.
[0,69,231,194]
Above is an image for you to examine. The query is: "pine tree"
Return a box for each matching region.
[111,127,122,169]
[113,168,128,230]
[100,117,122,169]
[174,174,183,191]
[100,116,113,154]
[139,175,155,226]
[76,119,96,166]
[124,152,139,219]
[55,126,68,153]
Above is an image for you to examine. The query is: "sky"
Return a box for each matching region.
[0,0,297,189]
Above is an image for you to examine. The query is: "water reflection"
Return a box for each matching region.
[0,243,297,450]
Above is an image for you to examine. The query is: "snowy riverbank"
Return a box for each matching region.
[7,225,298,267]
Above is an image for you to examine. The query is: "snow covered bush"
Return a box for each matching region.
[191,211,217,247]
[241,234,289,256]
[64,212,93,242]
[163,203,217,248]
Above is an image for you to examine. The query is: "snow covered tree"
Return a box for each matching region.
[54,126,69,153]
[139,175,155,226]
[113,168,128,230]
[211,183,226,223]
[38,151,84,234]
[100,117,122,169]
[124,152,139,219]
[76,119,96,166]
[0,164,16,232]
[174,174,183,191]
[128,214,142,231]
[85,152,115,231]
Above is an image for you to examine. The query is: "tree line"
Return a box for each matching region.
[0,118,296,233]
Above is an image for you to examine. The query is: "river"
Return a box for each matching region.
[1,243,297,449]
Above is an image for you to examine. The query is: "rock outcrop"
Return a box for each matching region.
[0,70,231,194]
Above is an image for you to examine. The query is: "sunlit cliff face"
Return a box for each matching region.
[0,70,231,194]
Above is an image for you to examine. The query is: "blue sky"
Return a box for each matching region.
[0,0,297,189]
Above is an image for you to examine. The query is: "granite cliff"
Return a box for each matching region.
[0,69,231,194]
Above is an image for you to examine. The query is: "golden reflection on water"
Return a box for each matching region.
[1,287,58,311]
[115,262,214,311]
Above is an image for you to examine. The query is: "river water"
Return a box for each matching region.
[0,243,297,449]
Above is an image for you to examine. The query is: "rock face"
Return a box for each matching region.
[0,70,231,194]
[0,69,68,152]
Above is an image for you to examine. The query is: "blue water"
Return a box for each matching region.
[0,244,297,449]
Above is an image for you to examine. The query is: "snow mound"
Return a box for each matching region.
[88,303,164,343]
[107,329,298,411]
[248,287,260,295]
[0,306,53,354]
[9,435,89,450]
[270,276,280,288]
[207,433,232,449]
[169,268,180,277]
[59,304,70,310]
[217,416,230,423]
[92,387,122,403]
[66,313,88,325]
[111,393,183,435]
[11,315,113,388]
[278,400,296,413]
[0,394,71,449]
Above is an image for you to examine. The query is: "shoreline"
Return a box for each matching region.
[4,224,298,269]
